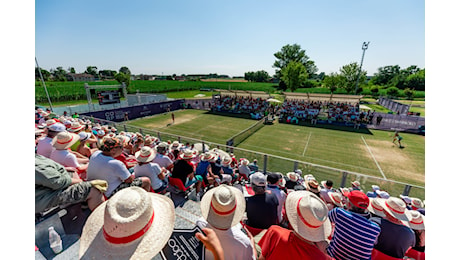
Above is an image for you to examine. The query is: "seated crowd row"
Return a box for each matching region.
[34,109,424,259]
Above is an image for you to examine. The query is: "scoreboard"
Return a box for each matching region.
[97,90,121,105]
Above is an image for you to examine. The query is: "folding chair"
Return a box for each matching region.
[405,248,425,260]
[371,248,404,260]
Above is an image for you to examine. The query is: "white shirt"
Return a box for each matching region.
[36,136,54,158]
[196,218,255,260]
[50,149,80,168]
[320,188,333,204]
[133,162,163,190]
[86,151,131,197]
[152,153,173,168]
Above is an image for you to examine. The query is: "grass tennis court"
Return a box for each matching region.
[127,109,425,188]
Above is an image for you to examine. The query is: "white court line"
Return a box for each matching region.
[302,132,312,156]
[361,136,387,179]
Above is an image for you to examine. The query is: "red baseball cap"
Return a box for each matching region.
[345,190,369,209]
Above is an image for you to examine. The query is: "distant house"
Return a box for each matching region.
[66,73,96,82]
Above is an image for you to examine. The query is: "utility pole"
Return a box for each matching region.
[354,41,370,95]
[35,57,54,111]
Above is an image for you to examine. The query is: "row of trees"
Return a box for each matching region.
[244,43,424,96]
[35,66,132,86]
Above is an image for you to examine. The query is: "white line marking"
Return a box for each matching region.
[302,132,312,156]
[361,136,387,179]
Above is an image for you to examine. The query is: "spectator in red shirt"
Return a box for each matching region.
[258,190,333,260]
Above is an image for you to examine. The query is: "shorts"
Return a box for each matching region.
[109,178,144,198]
[49,182,93,208]
[153,180,168,193]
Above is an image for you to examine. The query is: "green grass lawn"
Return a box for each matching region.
[125,109,425,197]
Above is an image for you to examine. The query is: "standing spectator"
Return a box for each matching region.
[36,122,66,158]
[258,191,333,260]
[370,197,415,258]
[197,185,256,260]
[133,146,168,194]
[266,172,287,224]
[327,190,381,259]
[86,137,151,198]
[35,154,105,214]
[245,172,279,229]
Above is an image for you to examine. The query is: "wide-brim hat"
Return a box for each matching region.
[351,181,360,187]
[200,184,245,230]
[380,197,412,222]
[279,175,286,188]
[411,198,424,209]
[170,141,182,150]
[178,149,196,160]
[200,152,216,162]
[327,192,344,207]
[376,190,390,199]
[52,131,80,150]
[135,146,156,163]
[68,121,85,132]
[304,179,320,193]
[285,191,332,242]
[286,172,299,182]
[78,132,92,142]
[405,210,425,230]
[240,158,249,166]
[221,156,232,166]
[367,198,386,218]
[79,187,175,260]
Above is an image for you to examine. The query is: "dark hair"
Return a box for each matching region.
[267,173,281,184]
[325,180,333,187]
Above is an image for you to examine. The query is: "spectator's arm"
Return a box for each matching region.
[124,174,135,183]
[195,228,224,260]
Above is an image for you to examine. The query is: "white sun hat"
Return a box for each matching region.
[79,187,175,259]
[285,190,332,242]
[200,184,245,230]
[52,131,80,150]
[380,197,412,222]
[135,146,156,163]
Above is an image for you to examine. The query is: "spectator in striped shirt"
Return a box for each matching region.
[327,190,381,260]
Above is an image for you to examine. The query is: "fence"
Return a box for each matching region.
[368,112,425,134]
[81,115,425,200]
[378,97,410,115]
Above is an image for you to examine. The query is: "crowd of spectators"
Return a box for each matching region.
[210,95,275,119]
[35,107,424,259]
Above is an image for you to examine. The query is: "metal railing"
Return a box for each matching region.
[82,115,425,200]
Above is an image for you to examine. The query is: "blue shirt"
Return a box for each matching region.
[195,160,210,176]
[371,218,415,258]
[327,208,381,260]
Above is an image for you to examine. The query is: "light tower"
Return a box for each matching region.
[354,41,370,95]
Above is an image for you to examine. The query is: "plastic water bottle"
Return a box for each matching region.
[48,226,63,254]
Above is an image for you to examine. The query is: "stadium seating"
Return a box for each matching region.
[371,248,404,260]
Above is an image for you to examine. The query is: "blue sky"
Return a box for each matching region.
[35,0,425,77]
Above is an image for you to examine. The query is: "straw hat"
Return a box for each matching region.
[78,132,91,142]
[170,141,182,150]
[286,172,299,182]
[200,184,245,230]
[327,192,344,207]
[351,181,360,188]
[68,121,85,132]
[304,174,316,182]
[367,198,386,218]
[376,190,390,199]
[79,187,175,259]
[221,156,232,166]
[285,191,332,242]
[200,152,216,162]
[144,137,153,146]
[178,149,196,160]
[279,174,286,188]
[380,197,412,222]
[52,131,80,150]
[406,210,425,230]
[240,158,249,166]
[135,146,156,163]
[411,198,424,209]
[45,119,57,127]
[305,179,320,193]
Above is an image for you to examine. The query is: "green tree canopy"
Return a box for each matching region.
[244,70,270,82]
[404,69,425,91]
[35,67,51,81]
[339,62,367,93]
[273,44,317,79]
[281,61,308,92]
[115,72,131,86]
[322,72,344,93]
[51,66,67,81]
[119,66,131,75]
[85,66,98,76]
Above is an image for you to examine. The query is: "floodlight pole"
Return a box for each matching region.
[354,41,370,95]
[35,57,54,111]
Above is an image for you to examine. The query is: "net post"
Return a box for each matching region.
[340,171,349,188]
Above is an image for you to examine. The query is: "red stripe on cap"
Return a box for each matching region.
[371,202,384,211]
[296,198,321,229]
[57,135,74,144]
[410,219,423,225]
[103,210,154,244]
[211,201,236,215]
[331,195,341,204]
[385,201,406,214]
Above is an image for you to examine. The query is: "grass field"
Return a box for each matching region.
[126,109,425,191]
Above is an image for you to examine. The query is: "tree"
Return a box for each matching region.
[370,86,380,98]
[119,66,131,75]
[244,70,270,82]
[68,67,76,74]
[403,88,415,100]
[35,67,51,81]
[273,44,317,79]
[51,66,67,81]
[281,61,308,92]
[85,66,98,76]
[115,72,131,86]
[386,86,400,98]
[404,69,425,91]
[339,62,367,93]
[370,65,400,86]
[322,72,344,93]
